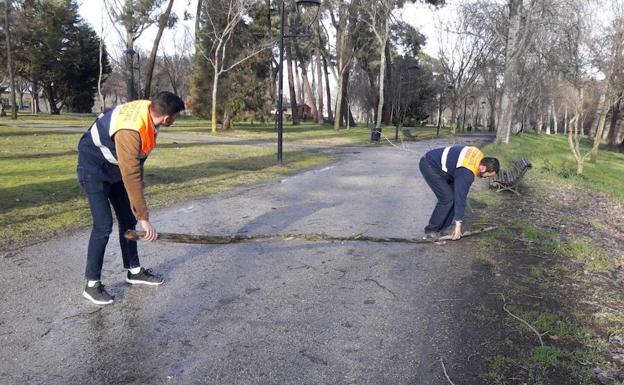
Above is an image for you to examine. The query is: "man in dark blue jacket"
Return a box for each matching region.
[419,145,499,240]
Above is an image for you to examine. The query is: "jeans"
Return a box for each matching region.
[77,166,140,281]
[419,157,455,233]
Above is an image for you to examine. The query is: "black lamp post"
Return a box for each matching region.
[276,0,321,164]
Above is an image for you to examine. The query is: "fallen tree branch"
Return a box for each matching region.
[124,226,497,245]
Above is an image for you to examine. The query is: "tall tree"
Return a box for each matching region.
[143,0,176,98]
[104,0,164,100]
[5,0,111,114]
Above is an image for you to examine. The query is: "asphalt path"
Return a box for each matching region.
[0,134,494,385]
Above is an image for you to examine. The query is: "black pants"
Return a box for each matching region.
[419,157,455,233]
[77,166,140,281]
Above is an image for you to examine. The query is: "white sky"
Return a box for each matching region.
[78,0,456,60]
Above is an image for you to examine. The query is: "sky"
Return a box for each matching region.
[78,0,457,60]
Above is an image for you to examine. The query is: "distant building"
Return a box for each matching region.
[283,103,312,121]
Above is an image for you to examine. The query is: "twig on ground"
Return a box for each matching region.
[493,293,545,346]
[364,277,398,299]
[440,357,457,385]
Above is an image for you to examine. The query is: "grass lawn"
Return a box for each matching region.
[483,133,624,199]
[0,122,338,252]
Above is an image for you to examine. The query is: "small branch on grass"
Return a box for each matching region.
[492,293,545,346]
[440,357,457,385]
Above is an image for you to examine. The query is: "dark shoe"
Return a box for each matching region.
[422,231,440,240]
[83,282,114,305]
[126,267,164,286]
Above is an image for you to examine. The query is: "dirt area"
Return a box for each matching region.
[438,176,624,384]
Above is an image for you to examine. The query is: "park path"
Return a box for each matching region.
[0,134,493,385]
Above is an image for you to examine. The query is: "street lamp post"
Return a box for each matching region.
[276,0,321,164]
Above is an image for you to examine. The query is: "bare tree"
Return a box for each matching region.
[196,0,271,133]
[104,0,164,100]
[437,4,494,135]
[361,0,395,131]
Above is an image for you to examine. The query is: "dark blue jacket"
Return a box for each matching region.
[425,145,483,221]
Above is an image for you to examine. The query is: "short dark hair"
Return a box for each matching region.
[151,91,185,116]
[481,157,500,173]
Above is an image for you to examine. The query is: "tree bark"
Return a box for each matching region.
[551,100,558,134]
[608,99,622,146]
[591,92,610,163]
[375,31,388,130]
[211,59,219,133]
[5,0,17,119]
[315,39,324,124]
[285,39,299,124]
[496,0,523,144]
[222,110,232,130]
[382,42,392,125]
[143,0,175,98]
[295,43,318,122]
[322,54,333,122]
[44,83,60,115]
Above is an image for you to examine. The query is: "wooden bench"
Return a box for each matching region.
[401,128,416,141]
[490,157,532,195]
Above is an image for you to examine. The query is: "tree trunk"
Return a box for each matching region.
[222,110,232,130]
[567,87,585,175]
[591,93,610,163]
[323,54,333,122]
[546,99,552,135]
[45,83,60,115]
[375,33,388,130]
[315,46,323,124]
[334,69,344,130]
[285,39,299,124]
[552,100,558,134]
[125,30,137,100]
[295,44,318,122]
[608,99,622,146]
[496,0,523,144]
[98,12,105,112]
[382,41,392,125]
[211,58,219,133]
[294,59,302,105]
[5,0,17,119]
[144,0,175,98]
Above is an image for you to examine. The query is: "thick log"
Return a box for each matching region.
[124,226,498,245]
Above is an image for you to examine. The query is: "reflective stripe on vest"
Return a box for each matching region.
[441,146,451,172]
[89,112,119,165]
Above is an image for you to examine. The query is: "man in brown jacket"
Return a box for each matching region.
[77,91,185,305]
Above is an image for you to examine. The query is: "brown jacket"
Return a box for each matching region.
[115,130,149,220]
